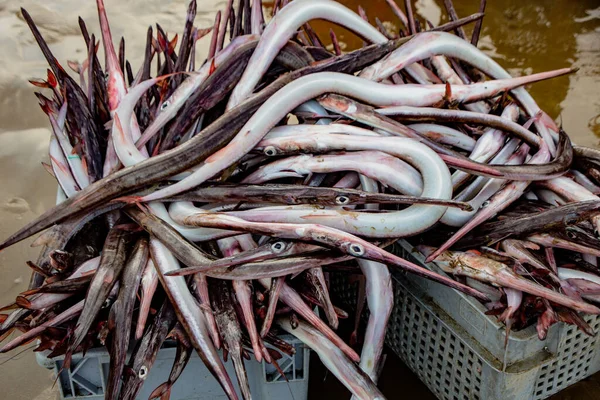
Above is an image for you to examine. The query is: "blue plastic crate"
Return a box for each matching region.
[36,334,309,400]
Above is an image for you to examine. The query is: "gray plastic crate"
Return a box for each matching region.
[40,193,310,399]
[331,239,600,400]
[36,334,309,400]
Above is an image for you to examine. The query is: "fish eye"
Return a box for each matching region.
[160,101,170,111]
[290,314,299,329]
[567,231,577,240]
[271,241,286,253]
[335,195,350,205]
[139,366,148,379]
[264,146,278,156]
[349,243,365,256]
[481,200,490,209]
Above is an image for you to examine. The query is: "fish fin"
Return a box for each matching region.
[47,69,58,88]
[266,347,283,361]
[148,382,171,400]
[444,81,452,102]
[0,302,19,312]
[168,33,178,55]
[28,79,50,88]
[67,60,81,73]
[20,288,41,296]
[195,27,213,40]
[268,355,290,383]
[160,387,172,400]
[15,297,32,310]
[112,195,143,205]
[157,27,168,52]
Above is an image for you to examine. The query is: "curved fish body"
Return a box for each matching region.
[360,31,561,155]
[68,226,132,361]
[277,318,385,400]
[149,239,239,400]
[227,0,387,108]
[356,259,393,385]
[177,210,488,301]
[135,259,159,340]
[105,238,149,400]
[121,301,176,400]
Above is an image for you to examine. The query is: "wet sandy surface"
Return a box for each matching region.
[0,0,598,399]
[0,1,219,398]
[307,0,600,148]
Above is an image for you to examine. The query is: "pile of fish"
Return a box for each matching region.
[2,0,600,398]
